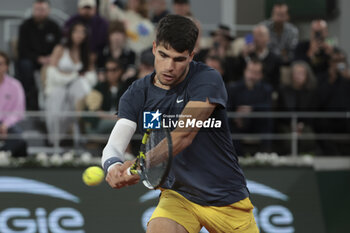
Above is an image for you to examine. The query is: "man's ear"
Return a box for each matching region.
[152,41,157,56]
[189,51,195,62]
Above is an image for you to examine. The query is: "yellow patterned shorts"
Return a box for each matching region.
[149,189,259,233]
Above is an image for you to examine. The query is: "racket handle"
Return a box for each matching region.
[142,180,154,190]
[126,167,131,176]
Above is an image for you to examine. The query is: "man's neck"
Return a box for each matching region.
[154,65,190,90]
[273,22,284,34]
[256,47,269,59]
[111,47,122,56]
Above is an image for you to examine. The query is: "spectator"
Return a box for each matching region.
[100,0,155,54]
[120,48,155,87]
[172,0,192,17]
[17,0,62,110]
[0,52,27,157]
[294,19,333,77]
[278,61,317,112]
[238,25,281,90]
[261,2,299,64]
[131,48,155,81]
[65,0,108,56]
[171,0,202,57]
[97,20,136,81]
[194,24,235,84]
[276,61,318,154]
[85,58,126,134]
[150,0,170,24]
[314,49,350,155]
[205,55,225,78]
[227,58,273,154]
[45,22,97,145]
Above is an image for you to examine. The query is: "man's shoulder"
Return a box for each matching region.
[126,74,152,92]
[94,81,109,92]
[65,14,80,26]
[259,81,274,93]
[190,61,222,82]
[20,18,34,28]
[46,18,61,28]
[284,22,299,33]
[228,80,245,91]
[93,15,109,25]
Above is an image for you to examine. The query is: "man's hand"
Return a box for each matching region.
[235,105,252,129]
[37,56,50,65]
[307,40,321,58]
[105,160,140,189]
[242,43,256,58]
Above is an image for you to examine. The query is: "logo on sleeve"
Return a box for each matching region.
[143,110,162,129]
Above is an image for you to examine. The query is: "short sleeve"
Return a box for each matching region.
[117,81,145,123]
[187,68,227,108]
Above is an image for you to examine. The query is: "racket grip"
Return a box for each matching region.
[126,167,132,176]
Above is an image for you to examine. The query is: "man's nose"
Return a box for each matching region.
[165,59,175,72]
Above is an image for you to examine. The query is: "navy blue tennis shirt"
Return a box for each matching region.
[118,61,249,206]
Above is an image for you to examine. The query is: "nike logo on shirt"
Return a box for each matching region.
[176,98,184,103]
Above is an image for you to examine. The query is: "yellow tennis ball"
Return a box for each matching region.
[82,166,105,186]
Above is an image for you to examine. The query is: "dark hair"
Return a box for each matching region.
[173,0,189,4]
[247,57,263,69]
[108,20,126,35]
[105,58,126,72]
[65,22,90,74]
[0,51,10,66]
[156,14,198,53]
[134,0,148,19]
[205,55,225,70]
[140,48,155,67]
[273,0,287,6]
[290,61,317,90]
[35,0,50,5]
[273,1,289,12]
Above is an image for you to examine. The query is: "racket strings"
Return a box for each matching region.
[144,130,170,187]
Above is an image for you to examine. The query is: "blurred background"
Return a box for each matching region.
[0,0,349,232]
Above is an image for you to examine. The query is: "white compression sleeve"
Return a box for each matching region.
[101,118,137,172]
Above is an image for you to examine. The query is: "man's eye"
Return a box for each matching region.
[175,58,186,62]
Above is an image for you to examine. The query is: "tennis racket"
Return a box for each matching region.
[127,128,172,189]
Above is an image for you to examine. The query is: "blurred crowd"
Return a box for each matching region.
[0,0,350,157]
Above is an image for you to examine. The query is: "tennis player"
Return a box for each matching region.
[102,14,259,233]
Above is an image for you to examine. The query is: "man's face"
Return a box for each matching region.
[151,0,166,12]
[205,58,223,75]
[32,2,50,22]
[311,20,328,41]
[78,6,96,19]
[152,42,194,88]
[0,56,8,78]
[272,5,288,25]
[109,32,126,48]
[213,34,230,48]
[128,0,140,11]
[173,3,190,16]
[244,62,263,86]
[292,64,307,87]
[253,27,269,49]
[105,61,122,84]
